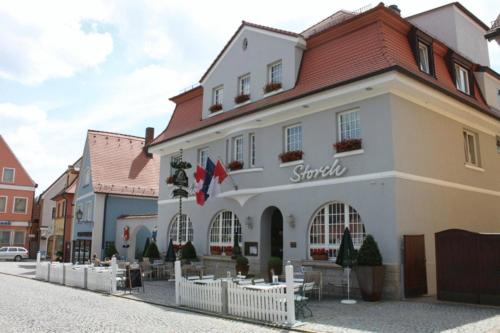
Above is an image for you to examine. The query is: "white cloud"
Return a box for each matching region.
[0,0,113,84]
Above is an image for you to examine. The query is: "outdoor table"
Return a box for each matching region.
[242,282,302,291]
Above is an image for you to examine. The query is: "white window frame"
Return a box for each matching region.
[2,167,15,183]
[209,211,242,248]
[198,148,209,167]
[418,42,430,74]
[268,60,282,84]
[337,109,361,141]
[168,214,194,245]
[12,197,27,214]
[285,124,302,152]
[309,202,365,258]
[455,64,470,94]
[463,129,480,167]
[232,136,243,162]
[238,74,251,96]
[83,167,90,186]
[249,133,256,167]
[213,85,223,105]
[0,196,7,213]
[84,201,93,222]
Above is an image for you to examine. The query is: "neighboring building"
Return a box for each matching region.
[0,135,37,250]
[149,3,500,300]
[51,166,79,262]
[38,158,81,259]
[72,129,159,262]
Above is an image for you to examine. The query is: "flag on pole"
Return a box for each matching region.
[201,158,215,201]
[194,165,206,206]
[208,160,228,198]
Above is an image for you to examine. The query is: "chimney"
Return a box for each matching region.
[388,4,401,16]
[144,127,154,158]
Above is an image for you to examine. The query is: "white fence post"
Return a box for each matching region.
[175,260,181,305]
[285,263,295,326]
[111,256,117,294]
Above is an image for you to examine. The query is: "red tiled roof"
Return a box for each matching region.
[151,4,496,147]
[88,130,160,197]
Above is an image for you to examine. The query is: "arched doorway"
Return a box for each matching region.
[260,206,283,273]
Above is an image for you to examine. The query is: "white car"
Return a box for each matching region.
[0,247,29,261]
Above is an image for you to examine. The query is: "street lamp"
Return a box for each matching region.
[76,209,83,222]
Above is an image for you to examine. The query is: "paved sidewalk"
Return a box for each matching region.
[0,259,36,278]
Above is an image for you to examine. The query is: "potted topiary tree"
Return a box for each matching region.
[181,241,198,263]
[355,235,385,301]
[143,242,160,262]
[235,256,249,275]
[267,256,283,281]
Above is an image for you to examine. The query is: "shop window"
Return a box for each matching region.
[209,211,242,250]
[0,231,10,246]
[169,214,194,245]
[309,202,366,259]
[13,232,24,246]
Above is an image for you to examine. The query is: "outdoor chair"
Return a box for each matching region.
[140,261,153,280]
[305,271,323,300]
[253,278,265,284]
[295,282,314,319]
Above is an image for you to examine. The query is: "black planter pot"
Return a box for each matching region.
[355,265,385,301]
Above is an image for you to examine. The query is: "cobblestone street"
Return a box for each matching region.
[0,274,282,333]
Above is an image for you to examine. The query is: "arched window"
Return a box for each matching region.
[168,214,193,245]
[209,211,242,251]
[309,202,365,258]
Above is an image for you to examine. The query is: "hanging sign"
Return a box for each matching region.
[173,169,188,187]
[289,159,347,183]
[172,188,189,198]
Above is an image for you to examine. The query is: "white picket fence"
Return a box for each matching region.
[35,252,117,294]
[227,282,289,323]
[178,278,223,312]
[174,260,295,326]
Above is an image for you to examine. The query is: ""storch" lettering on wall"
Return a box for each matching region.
[289,159,347,183]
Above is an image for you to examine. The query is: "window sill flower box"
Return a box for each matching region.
[224,246,233,256]
[279,150,304,163]
[227,160,244,171]
[234,94,250,104]
[209,103,223,113]
[310,249,329,261]
[210,246,222,255]
[263,82,282,94]
[333,138,362,153]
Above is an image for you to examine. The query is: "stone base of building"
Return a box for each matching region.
[201,256,401,300]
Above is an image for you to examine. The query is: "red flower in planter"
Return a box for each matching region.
[224,246,233,255]
[279,150,304,163]
[166,176,174,184]
[209,103,223,113]
[173,244,184,252]
[264,82,282,94]
[234,94,250,104]
[210,246,222,255]
[333,138,362,153]
[227,160,244,171]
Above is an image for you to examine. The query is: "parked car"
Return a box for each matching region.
[0,247,29,261]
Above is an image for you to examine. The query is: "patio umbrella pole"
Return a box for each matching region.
[341,267,356,304]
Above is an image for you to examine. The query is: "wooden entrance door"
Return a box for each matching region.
[404,235,428,297]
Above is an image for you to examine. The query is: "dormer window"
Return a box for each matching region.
[455,64,470,94]
[269,61,282,84]
[408,27,435,76]
[418,42,430,74]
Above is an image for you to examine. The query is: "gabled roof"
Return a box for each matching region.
[151,3,496,148]
[0,135,36,187]
[199,20,302,83]
[51,175,78,201]
[87,130,159,198]
[39,156,81,199]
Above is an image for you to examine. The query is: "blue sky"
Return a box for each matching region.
[0,0,499,192]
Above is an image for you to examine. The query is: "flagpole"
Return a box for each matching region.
[216,155,238,191]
